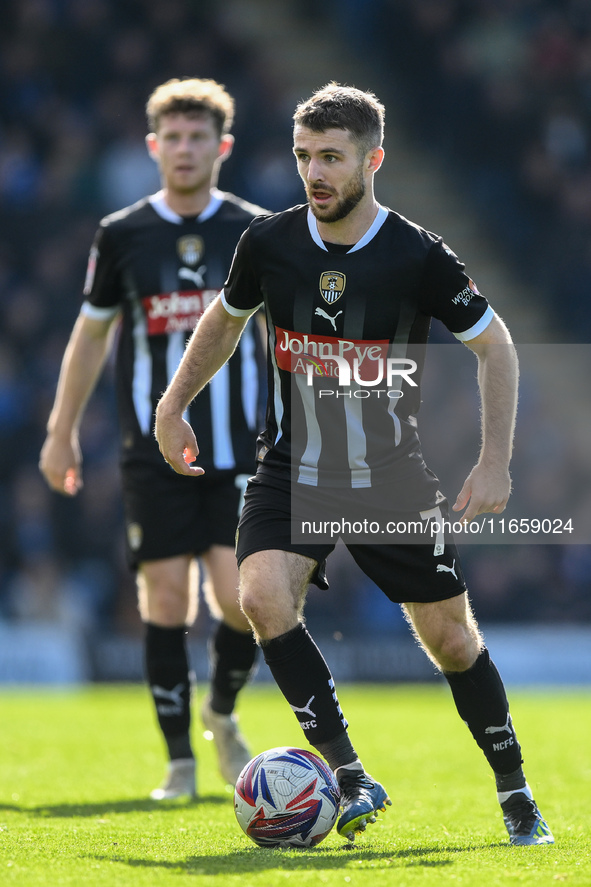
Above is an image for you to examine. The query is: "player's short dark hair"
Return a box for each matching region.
[146,78,235,137]
[293,83,385,156]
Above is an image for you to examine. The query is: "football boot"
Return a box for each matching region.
[501,789,554,846]
[201,698,252,785]
[150,757,197,800]
[336,768,391,841]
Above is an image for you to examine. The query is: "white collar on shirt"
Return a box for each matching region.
[307,205,388,252]
[149,188,224,224]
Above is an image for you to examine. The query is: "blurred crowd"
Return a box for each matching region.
[357,0,591,341]
[0,0,589,650]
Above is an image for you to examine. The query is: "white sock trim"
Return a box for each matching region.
[497,782,533,805]
[334,760,363,777]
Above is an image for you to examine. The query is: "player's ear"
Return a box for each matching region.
[146,133,160,162]
[367,146,384,174]
[218,133,234,163]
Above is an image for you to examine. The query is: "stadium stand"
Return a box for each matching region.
[0,0,589,682]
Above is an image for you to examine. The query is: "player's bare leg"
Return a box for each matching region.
[201,544,252,632]
[199,544,258,784]
[139,555,197,799]
[240,550,390,841]
[404,593,553,845]
[402,592,482,673]
[139,554,195,626]
[239,549,311,640]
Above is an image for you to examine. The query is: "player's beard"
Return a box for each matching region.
[307,164,365,223]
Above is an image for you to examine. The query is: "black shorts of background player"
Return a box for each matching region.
[40,78,268,799]
[155,84,553,846]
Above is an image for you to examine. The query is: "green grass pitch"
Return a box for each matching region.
[0,683,589,886]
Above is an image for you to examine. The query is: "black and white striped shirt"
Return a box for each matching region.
[222,204,493,505]
[82,189,266,472]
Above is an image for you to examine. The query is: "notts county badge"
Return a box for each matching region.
[177,235,204,267]
[319,271,346,304]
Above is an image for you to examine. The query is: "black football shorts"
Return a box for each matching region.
[121,461,249,569]
[235,469,466,604]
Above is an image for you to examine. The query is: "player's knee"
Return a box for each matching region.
[431,627,480,672]
[240,585,294,638]
[239,586,269,629]
[139,580,190,626]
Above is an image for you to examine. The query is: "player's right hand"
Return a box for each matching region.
[154,411,205,477]
[39,433,83,496]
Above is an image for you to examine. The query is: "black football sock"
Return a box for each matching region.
[444,647,523,776]
[261,623,353,752]
[208,621,259,715]
[315,732,360,772]
[495,765,527,794]
[144,622,193,761]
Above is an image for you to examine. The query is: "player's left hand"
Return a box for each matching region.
[452,462,511,524]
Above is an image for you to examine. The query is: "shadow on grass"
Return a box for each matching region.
[0,795,227,817]
[84,843,500,874]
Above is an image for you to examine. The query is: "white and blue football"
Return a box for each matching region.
[234,746,340,848]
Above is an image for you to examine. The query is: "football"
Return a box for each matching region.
[234,746,340,848]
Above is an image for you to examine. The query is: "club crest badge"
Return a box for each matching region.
[177,235,204,267]
[319,271,346,304]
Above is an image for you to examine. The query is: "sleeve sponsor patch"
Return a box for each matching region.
[452,279,480,307]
